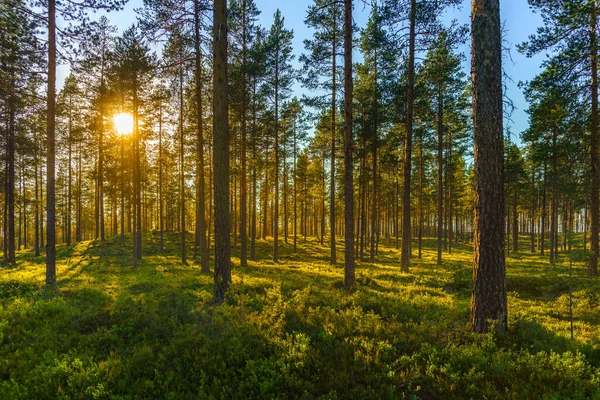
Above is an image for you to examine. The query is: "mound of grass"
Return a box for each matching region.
[0,233,598,399]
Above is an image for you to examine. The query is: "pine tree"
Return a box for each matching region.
[343,0,355,289]
[470,0,507,334]
[113,25,156,267]
[230,0,261,268]
[213,0,231,304]
[264,10,295,263]
[520,0,600,276]
[301,0,344,264]
[420,29,468,264]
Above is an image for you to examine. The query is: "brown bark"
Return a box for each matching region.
[46,0,57,292]
[330,9,338,265]
[343,0,355,289]
[7,76,15,264]
[273,44,280,262]
[239,0,248,267]
[437,85,443,265]
[470,0,507,333]
[158,103,164,251]
[179,65,186,264]
[530,165,535,252]
[400,0,416,271]
[193,0,209,271]
[213,0,231,303]
[589,2,599,276]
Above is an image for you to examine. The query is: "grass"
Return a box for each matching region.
[0,232,598,399]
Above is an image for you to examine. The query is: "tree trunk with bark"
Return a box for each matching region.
[343,0,355,289]
[46,0,58,292]
[470,0,507,334]
[400,0,416,271]
[589,2,599,276]
[213,0,231,303]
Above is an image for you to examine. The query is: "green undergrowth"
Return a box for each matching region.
[0,233,598,399]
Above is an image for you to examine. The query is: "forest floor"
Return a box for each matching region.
[0,233,599,399]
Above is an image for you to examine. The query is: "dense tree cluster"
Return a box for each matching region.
[0,0,597,333]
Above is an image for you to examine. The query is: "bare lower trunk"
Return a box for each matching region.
[470,0,507,333]
[194,0,208,271]
[400,0,416,271]
[46,0,57,292]
[589,3,599,276]
[343,0,355,289]
[213,0,231,303]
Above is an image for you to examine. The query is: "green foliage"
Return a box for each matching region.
[0,234,598,399]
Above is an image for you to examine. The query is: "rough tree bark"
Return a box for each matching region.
[46,0,58,292]
[213,0,231,303]
[193,0,209,272]
[589,2,599,276]
[343,0,355,289]
[400,0,416,271]
[470,0,507,333]
[239,0,248,267]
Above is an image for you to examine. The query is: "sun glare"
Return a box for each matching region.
[113,113,134,136]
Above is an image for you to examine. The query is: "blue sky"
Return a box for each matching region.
[61,0,547,141]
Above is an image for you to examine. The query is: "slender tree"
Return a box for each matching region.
[343,0,355,289]
[400,0,416,271]
[301,0,344,264]
[264,10,295,263]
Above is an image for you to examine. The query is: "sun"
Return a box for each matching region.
[113,113,134,136]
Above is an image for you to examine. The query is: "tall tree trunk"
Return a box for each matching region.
[251,76,257,259]
[239,0,248,267]
[589,2,599,276]
[293,114,298,253]
[360,140,367,260]
[193,0,209,271]
[120,136,125,242]
[273,45,280,262]
[99,107,105,241]
[67,98,73,245]
[77,142,82,242]
[551,129,558,263]
[530,165,535,252]
[584,197,588,251]
[396,171,400,250]
[46,0,57,292]
[321,155,325,245]
[159,103,164,252]
[262,140,269,240]
[213,0,231,303]
[7,76,16,264]
[179,65,186,264]
[512,181,518,252]
[400,0,416,271]
[330,11,337,265]
[35,132,40,256]
[283,136,288,244]
[448,130,453,253]
[370,135,377,261]
[541,163,547,255]
[418,130,423,259]
[133,74,142,265]
[470,0,507,333]
[343,0,355,289]
[437,85,443,265]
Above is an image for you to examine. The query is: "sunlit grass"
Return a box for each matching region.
[0,233,598,398]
